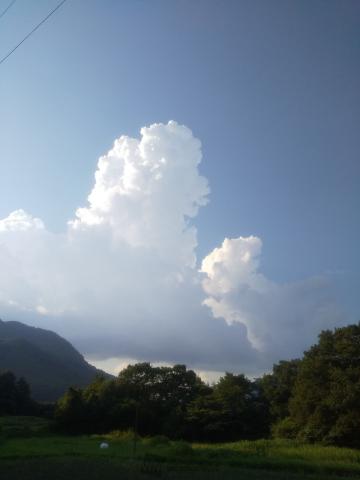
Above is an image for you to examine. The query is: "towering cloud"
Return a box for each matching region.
[0,121,346,374]
[71,121,209,268]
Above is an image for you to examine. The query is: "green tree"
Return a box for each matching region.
[260,359,300,422]
[55,387,87,432]
[55,363,208,437]
[0,371,17,414]
[116,363,207,437]
[187,373,269,441]
[0,371,34,415]
[288,324,360,446]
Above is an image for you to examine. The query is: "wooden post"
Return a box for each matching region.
[132,402,139,458]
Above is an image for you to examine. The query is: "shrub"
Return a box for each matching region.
[144,435,170,446]
[272,417,298,439]
[106,429,135,441]
[170,440,193,456]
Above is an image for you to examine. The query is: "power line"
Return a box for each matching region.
[0,0,16,20]
[0,0,68,66]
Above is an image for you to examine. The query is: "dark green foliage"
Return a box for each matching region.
[55,364,210,437]
[0,319,111,401]
[271,417,298,439]
[55,387,87,432]
[0,371,36,415]
[116,363,210,437]
[56,323,359,447]
[186,373,269,441]
[260,360,300,422]
[287,324,360,446]
[56,365,269,441]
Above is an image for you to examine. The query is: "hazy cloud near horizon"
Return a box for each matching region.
[0,121,346,375]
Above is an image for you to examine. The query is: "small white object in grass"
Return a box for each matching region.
[100,442,109,449]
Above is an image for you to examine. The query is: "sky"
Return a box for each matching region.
[0,0,359,379]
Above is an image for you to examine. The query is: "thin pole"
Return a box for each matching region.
[132,403,139,458]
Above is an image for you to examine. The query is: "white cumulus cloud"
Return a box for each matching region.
[0,209,44,232]
[201,236,345,359]
[0,121,347,375]
[70,120,209,269]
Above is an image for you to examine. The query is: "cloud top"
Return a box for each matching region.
[71,121,209,268]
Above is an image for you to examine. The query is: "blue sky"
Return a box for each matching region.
[0,0,359,374]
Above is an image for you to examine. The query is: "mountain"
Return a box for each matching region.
[0,319,111,402]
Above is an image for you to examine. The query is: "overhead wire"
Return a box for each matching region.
[0,0,16,20]
[0,0,68,66]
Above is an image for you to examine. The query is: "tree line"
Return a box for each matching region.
[0,371,36,415]
[3,323,360,447]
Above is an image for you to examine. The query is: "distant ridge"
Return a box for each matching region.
[0,319,111,402]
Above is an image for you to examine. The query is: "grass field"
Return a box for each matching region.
[1,417,360,479]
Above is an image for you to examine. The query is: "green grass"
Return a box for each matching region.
[0,415,52,437]
[1,417,360,479]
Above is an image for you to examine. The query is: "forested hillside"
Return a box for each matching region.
[0,319,110,401]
